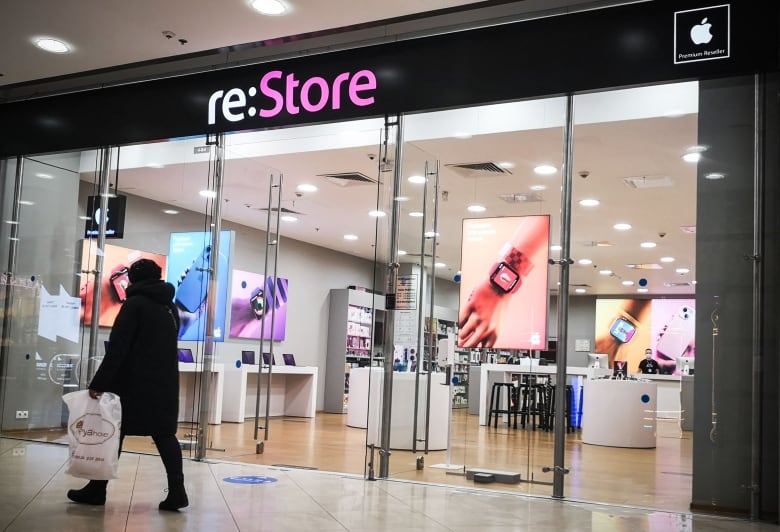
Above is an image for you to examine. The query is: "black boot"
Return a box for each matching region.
[158,475,188,511]
[67,480,108,505]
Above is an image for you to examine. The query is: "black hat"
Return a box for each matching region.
[128,259,162,283]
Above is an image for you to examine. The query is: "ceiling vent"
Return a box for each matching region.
[256,206,305,215]
[581,240,614,247]
[318,172,378,187]
[498,192,544,203]
[626,263,663,270]
[664,281,692,287]
[680,225,696,234]
[445,161,512,178]
[622,175,674,189]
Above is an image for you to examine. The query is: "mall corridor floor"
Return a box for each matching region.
[0,438,775,531]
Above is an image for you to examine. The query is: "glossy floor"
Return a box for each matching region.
[0,437,774,531]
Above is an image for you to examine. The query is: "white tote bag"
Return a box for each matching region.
[62,390,122,480]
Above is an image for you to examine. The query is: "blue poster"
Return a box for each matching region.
[167,231,232,342]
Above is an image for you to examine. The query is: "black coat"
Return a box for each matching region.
[90,279,181,436]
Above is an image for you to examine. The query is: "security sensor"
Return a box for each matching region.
[578,171,590,179]
[367,153,377,160]
[658,232,667,238]
[295,192,303,198]
[162,30,176,39]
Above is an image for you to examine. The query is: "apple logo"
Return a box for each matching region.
[690,17,713,45]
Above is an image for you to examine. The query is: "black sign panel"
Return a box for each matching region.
[0,0,776,158]
[84,195,127,239]
[675,5,731,64]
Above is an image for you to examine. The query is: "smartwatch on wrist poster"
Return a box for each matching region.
[458,215,550,350]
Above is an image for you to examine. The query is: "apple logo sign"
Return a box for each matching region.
[690,17,713,45]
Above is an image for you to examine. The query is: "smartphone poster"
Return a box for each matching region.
[166,231,233,342]
[651,298,695,374]
[458,215,550,350]
[228,270,288,341]
[79,242,168,327]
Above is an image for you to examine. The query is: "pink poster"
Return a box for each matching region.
[458,215,550,350]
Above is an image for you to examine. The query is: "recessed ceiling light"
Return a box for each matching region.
[409,211,423,217]
[18,200,34,206]
[343,234,358,241]
[578,259,592,265]
[34,37,71,53]
[435,262,446,268]
[251,0,288,15]
[575,288,586,294]
[35,173,53,179]
[705,172,726,180]
[395,196,410,202]
[534,164,557,175]
[613,223,632,231]
[408,175,426,184]
[281,215,298,222]
[498,162,515,169]
[550,245,562,251]
[199,189,217,198]
[368,210,386,217]
[622,280,635,286]
[162,209,179,215]
[297,184,318,192]
[398,250,408,256]
[676,267,690,274]
[599,270,613,275]
[637,288,649,293]
[530,184,547,191]
[467,204,486,213]
[579,199,600,207]
[424,231,440,238]
[660,256,675,263]
[682,145,707,163]
[640,242,657,248]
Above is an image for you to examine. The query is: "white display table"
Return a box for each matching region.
[581,379,657,448]
[348,367,450,450]
[178,362,224,425]
[221,364,318,422]
[632,373,684,419]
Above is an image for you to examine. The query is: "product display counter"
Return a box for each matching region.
[178,362,224,425]
[581,378,657,448]
[222,364,318,422]
[632,373,686,419]
[348,367,449,450]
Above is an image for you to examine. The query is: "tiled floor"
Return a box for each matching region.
[0,438,774,531]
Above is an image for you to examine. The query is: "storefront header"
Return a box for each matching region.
[0,0,776,157]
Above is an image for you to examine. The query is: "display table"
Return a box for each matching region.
[221,364,318,422]
[581,379,657,448]
[178,362,224,425]
[477,364,609,426]
[348,367,450,450]
[632,373,684,419]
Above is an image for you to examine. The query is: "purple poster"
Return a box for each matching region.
[229,270,288,340]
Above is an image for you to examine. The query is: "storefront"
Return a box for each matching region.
[1,0,778,520]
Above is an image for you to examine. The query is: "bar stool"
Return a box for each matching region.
[544,384,574,433]
[518,376,544,430]
[487,382,518,429]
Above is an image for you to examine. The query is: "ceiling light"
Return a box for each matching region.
[705,172,726,180]
[424,231,440,238]
[599,270,613,275]
[251,0,287,15]
[637,288,649,293]
[498,162,515,169]
[395,196,410,202]
[408,175,426,184]
[682,145,707,163]
[409,211,423,217]
[297,184,318,192]
[575,288,586,294]
[34,37,71,53]
[435,262,446,268]
[162,209,179,215]
[199,189,217,198]
[578,259,592,265]
[534,165,557,175]
[640,242,657,248]
[467,204,486,213]
[398,250,408,256]
[343,234,358,241]
[660,256,675,263]
[579,199,600,207]
[368,210,386,217]
[613,223,632,231]
[622,280,634,286]
[18,200,34,206]
[530,184,547,191]
[35,173,53,179]
[281,215,298,222]
[550,245,562,251]
[676,267,690,274]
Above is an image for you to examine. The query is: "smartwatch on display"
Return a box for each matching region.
[249,287,265,319]
[488,244,532,295]
[609,316,637,343]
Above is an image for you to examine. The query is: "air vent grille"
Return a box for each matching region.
[626,263,663,270]
[498,192,544,203]
[318,172,377,187]
[622,175,674,189]
[256,207,304,214]
[664,282,692,287]
[445,161,512,178]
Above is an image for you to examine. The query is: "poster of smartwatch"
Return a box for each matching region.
[166,231,233,342]
[594,298,652,370]
[79,242,168,327]
[228,269,288,340]
[650,298,695,374]
[458,215,550,350]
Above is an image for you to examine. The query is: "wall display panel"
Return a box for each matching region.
[458,215,550,350]
[166,231,232,342]
[228,269,288,341]
[595,298,695,373]
[79,242,168,327]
